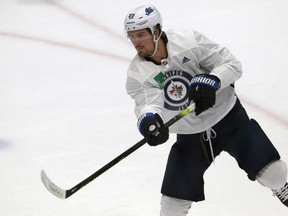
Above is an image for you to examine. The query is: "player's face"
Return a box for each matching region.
[128,29,155,57]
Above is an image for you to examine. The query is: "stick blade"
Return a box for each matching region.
[41,170,67,199]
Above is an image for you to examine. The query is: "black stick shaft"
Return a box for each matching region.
[64,103,195,198]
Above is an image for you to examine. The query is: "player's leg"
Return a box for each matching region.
[160,195,192,216]
[160,134,212,215]
[256,159,288,206]
[256,159,287,189]
[225,118,288,206]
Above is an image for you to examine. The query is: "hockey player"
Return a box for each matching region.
[124,4,288,215]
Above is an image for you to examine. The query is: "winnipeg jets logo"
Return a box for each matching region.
[169,81,184,99]
[163,70,192,111]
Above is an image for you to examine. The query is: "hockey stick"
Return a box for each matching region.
[41,102,195,199]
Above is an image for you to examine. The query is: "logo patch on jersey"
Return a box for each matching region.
[163,70,192,111]
[154,72,165,89]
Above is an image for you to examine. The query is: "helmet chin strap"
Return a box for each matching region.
[148,30,163,58]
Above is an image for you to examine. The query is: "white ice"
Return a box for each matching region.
[0,0,288,215]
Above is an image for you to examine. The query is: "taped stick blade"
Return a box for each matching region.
[41,170,67,199]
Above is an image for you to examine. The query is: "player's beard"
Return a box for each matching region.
[136,45,155,58]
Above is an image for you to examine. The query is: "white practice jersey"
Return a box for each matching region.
[126,30,242,134]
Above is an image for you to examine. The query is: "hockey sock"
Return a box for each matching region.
[256,159,287,190]
[160,195,192,216]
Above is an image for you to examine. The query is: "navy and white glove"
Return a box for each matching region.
[189,74,220,116]
[138,113,169,146]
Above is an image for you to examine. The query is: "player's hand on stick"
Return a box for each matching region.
[138,113,169,146]
[189,74,220,116]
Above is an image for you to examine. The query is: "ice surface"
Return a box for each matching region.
[0,0,288,215]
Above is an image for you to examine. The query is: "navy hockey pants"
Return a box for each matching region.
[161,98,281,201]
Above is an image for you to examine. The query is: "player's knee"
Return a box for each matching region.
[256,159,287,190]
[160,195,192,216]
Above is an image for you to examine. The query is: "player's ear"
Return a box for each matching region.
[154,24,161,38]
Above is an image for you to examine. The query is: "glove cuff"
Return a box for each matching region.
[137,113,163,136]
[190,74,220,90]
[137,113,154,136]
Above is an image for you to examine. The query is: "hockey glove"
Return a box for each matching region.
[138,113,169,146]
[189,74,220,116]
